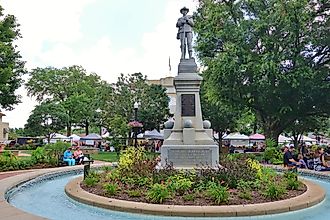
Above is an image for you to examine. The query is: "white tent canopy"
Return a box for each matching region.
[294,135,317,143]
[69,134,80,141]
[48,133,70,143]
[223,133,249,140]
[278,135,291,143]
[144,129,164,140]
[223,133,249,147]
[51,133,69,139]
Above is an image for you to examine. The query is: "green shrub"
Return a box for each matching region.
[264,147,282,163]
[84,177,99,187]
[44,142,70,165]
[127,189,142,197]
[205,157,257,188]
[265,138,277,148]
[206,183,229,205]
[118,147,158,178]
[183,193,195,201]
[31,147,47,163]
[283,171,300,190]
[286,178,300,190]
[237,179,253,200]
[84,171,101,187]
[239,191,252,200]
[102,166,113,172]
[167,174,193,195]
[106,170,120,181]
[1,150,17,160]
[136,176,151,187]
[283,171,298,180]
[147,183,171,204]
[263,181,286,200]
[104,183,119,196]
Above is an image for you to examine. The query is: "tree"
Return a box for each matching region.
[26,66,110,136]
[138,84,170,130]
[194,0,330,143]
[285,116,329,147]
[0,5,26,110]
[103,73,169,142]
[201,82,241,150]
[24,101,67,142]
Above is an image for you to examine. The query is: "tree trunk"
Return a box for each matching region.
[217,131,225,163]
[47,133,50,144]
[263,126,281,147]
[85,120,89,135]
[66,123,72,136]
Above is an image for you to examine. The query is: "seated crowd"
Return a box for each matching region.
[283,145,330,172]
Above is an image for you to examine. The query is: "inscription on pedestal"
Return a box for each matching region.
[168,148,212,166]
[181,94,195,116]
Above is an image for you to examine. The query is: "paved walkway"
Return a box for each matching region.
[0,160,112,181]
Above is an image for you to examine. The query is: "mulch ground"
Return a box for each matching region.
[81,183,307,206]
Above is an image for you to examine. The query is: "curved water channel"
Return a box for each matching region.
[6,171,330,220]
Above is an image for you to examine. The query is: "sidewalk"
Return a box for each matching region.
[0,160,113,181]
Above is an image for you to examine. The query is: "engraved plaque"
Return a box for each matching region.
[168,149,212,166]
[181,94,195,116]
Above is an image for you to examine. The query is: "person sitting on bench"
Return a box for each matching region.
[74,146,84,165]
[283,146,300,168]
[63,147,75,166]
[314,147,330,171]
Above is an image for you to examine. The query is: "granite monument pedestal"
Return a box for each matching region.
[161,58,219,168]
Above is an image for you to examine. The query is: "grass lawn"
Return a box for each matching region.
[91,151,160,162]
[91,152,119,162]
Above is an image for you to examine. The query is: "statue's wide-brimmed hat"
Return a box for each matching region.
[180,7,189,13]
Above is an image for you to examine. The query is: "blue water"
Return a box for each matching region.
[7,173,330,220]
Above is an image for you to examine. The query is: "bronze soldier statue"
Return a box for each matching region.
[176,7,194,59]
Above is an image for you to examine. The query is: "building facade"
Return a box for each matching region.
[148,76,176,115]
[0,113,9,142]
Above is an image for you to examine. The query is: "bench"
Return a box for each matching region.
[58,154,92,166]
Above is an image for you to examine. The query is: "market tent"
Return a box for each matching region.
[51,133,69,139]
[80,133,102,141]
[223,133,249,140]
[49,133,70,143]
[295,135,317,143]
[278,135,291,143]
[223,133,249,147]
[249,133,265,140]
[69,134,81,142]
[144,129,164,140]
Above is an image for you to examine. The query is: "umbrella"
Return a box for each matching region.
[249,133,265,140]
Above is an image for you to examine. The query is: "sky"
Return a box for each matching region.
[0,0,198,128]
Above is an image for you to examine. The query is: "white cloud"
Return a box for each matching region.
[0,0,198,128]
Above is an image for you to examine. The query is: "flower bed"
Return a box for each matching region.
[81,147,306,206]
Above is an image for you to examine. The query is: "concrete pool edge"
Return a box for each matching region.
[0,164,109,220]
[65,177,326,217]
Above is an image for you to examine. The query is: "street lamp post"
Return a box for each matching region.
[134,101,139,148]
[96,108,102,136]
